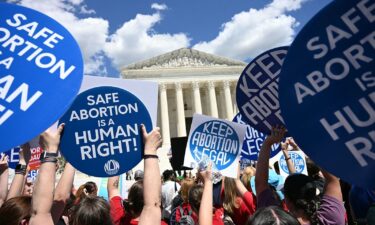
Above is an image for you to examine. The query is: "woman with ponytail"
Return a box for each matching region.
[283,169,346,225]
[252,126,346,225]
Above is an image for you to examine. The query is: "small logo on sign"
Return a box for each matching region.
[104,160,120,175]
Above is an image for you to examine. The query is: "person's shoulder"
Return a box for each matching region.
[317,195,346,225]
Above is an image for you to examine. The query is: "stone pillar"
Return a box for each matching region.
[223,80,234,120]
[232,85,238,114]
[192,81,202,114]
[208,81,218,118]
[159,83,170,146]
[175,82,186,137]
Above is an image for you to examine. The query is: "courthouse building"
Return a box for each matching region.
[121,48,246,149]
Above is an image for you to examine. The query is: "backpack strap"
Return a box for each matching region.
[179,206,185,216]
[188,208,193,216]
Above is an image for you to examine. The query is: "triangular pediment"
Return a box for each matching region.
[123,48,246,70]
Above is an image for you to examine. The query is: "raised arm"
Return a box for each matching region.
[7,144,30,200]
[321,170,342,202]
[0,154,9,207]
[255,126,286,196]
[139,125,163,225]
[281,140,296,174]
[199,163,213,225]
[51,162,76,224]
[235,164,256,213]
[30,124,64,225]
[107,175,120,200]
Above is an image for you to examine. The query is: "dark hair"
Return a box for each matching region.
[284,174,320,225]
[273,161,280,175]
[163,170,175,181]
[0,196,32,225]
[75,181,98,202]
[123,180,144,218]
[70,196,113,225]
[188,184,203,213]
[306,158,321,179]
[247,206,300,225]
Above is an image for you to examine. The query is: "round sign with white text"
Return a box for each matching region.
[0,3,83,152]
[59,86,152,177]
[189,120,240,170]
[279,0,375,187]
[236,46,289,135]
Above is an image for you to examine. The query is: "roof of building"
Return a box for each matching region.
[123,48,246,70]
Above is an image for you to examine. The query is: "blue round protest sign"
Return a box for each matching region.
[279,153,305,175]
[59,86,152,177]
[189,120,240,170]
[236,46,289,135]
[279,0,375,187]
[0,3,83,153]
[233,113,280,160]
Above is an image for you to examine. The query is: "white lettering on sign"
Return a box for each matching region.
[0,74,42,125]
[76,124,139,160]
[320,91,375,167]
[239,49,287,128]
[0,13,76,80]
[191,121,239,167]
[296,0,375,104]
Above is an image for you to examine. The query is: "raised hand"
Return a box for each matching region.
[141,125,162,155]
[264,126,286,146]
[39,123,65,153]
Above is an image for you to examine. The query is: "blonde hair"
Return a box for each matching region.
[180,178,195,203]
[223,177,240,215]
[241,166,256,191]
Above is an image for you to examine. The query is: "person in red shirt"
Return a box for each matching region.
[107,125,167,225]
[222,177,256,225]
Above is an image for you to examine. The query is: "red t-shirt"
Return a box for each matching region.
[231,191,256,225]
[213,207,224,225]
[110,196,168,225]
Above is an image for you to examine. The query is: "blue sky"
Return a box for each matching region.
[5,0,332,77]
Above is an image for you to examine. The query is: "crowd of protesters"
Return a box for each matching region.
[0,124,374,225]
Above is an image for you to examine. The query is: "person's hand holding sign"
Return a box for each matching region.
[142,125,162,156]
[139,125,163,225]
[30,123,65,225]
[39,124,65,154]
[256,126,286,206]
[281,138,296,175]
[199,163,213,225]
[264,126,286,147]
[287,137,299,151]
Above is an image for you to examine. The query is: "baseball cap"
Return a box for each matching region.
[134,170,144,180]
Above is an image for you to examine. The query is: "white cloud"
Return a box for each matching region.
[193,0,306,61]
[151,3,168,11]
[7,0,109,75]
[7,1,188,74]
[104,12,190,68]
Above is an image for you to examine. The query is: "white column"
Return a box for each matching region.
[208,81,218,118]
[223,81,234,120]
[232,85,238,114]
[159,83,170,146]
[175,82,186,137]
[192,81,202,114]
